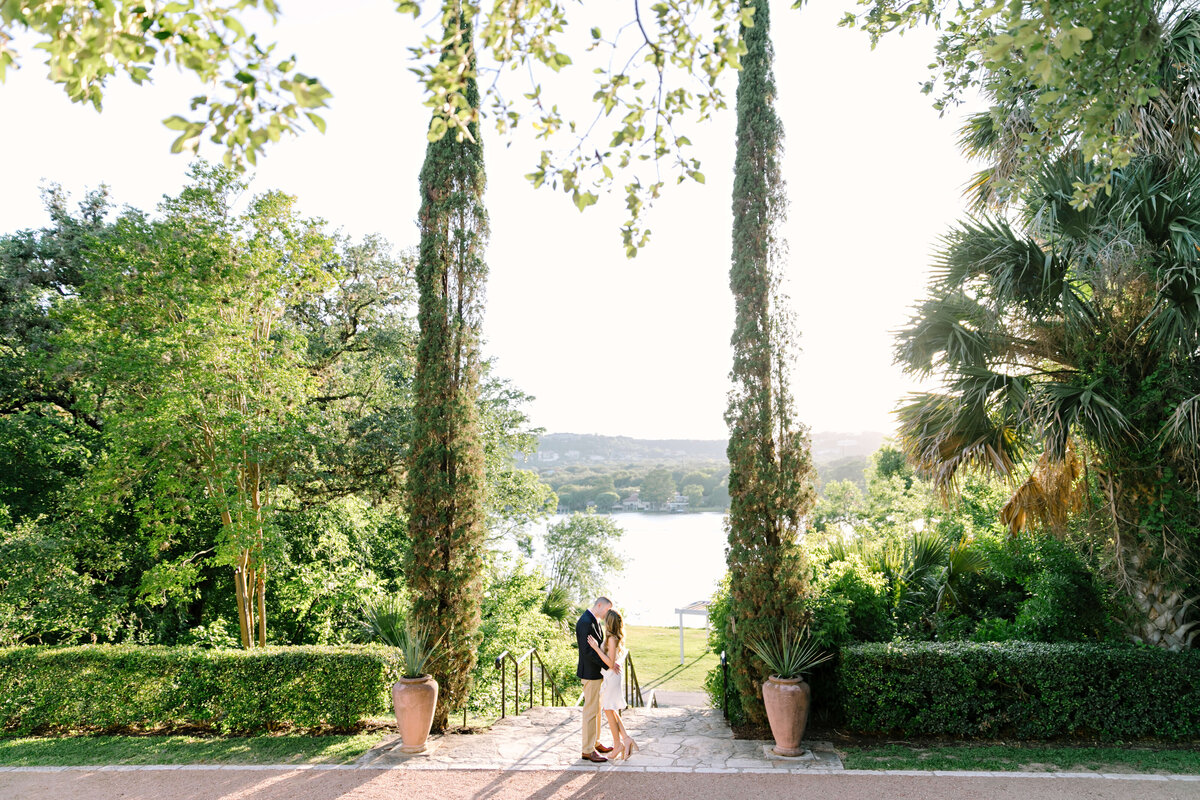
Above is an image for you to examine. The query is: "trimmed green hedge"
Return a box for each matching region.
[0,645,402,734]
[838,641,1200,741]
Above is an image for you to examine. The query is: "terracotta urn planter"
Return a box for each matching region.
[393,675,439,753]
[761,675,812,757]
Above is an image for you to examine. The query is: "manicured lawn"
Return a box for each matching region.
[0,732,385,766]
[625,625,719,695]
[841,743,1200,774]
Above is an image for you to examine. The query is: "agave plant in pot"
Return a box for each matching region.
[746,621,831,756]
[364,598,441,753]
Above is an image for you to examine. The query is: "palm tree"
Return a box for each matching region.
[895,155,1200,650]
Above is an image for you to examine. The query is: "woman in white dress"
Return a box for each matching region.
[587,608,639,759]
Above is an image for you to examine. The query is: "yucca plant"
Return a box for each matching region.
[395,625,440,679]
[363,597,441,678]
[746,621,832,681]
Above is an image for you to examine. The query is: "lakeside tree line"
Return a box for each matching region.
[538,463,730,513]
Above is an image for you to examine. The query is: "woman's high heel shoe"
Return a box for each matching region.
[623,738,638,759]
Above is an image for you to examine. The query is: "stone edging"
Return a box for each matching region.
[1,765,1198,780]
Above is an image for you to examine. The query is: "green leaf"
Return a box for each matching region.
[163,115,191,131]
[427,116,447,142]
[305,112,326,134]
[222,16,246,38]
[573,191,598,212]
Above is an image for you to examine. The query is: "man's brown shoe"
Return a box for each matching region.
[595,742,613,753]
[581,751,608,763]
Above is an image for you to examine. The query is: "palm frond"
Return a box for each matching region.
[1026,154,1113,240]
[951,367,1031,422]
[1031,380,1132,459]
[958,110,1000,159]
[1158,394,1200,487]
[540,584,573,622]
[908,530,948,579]
[894,292,993,376]
[935,541,990,610]
[999,447,1085,535]
[362,595,407,648]
[896,392,1024,490]
[1130,8,1200,160]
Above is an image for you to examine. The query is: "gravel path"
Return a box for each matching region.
[4,767,1199,800]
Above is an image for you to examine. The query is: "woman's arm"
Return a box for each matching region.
[586,635,616,669]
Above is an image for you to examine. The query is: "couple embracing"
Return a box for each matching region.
[575,596,640,763]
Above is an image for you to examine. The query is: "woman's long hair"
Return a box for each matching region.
[605,608,625,647]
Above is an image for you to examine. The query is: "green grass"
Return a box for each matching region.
[841,743,1200,774]
[625,625,719,695]
[0,732,386,766]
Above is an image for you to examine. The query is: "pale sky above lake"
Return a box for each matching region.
[0,0,979,440]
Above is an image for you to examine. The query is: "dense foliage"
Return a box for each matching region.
[0,169,549,652]
[839,641,1200,741]
[0,165,417,648]
[723,0,818,727]
[0,645,401,734]
[708,445,1127,725]
[406,14,491,733]
[896,154,1200,649]
[466,562,579,719]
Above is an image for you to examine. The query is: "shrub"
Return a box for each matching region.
[466,561,578,720]
[813,555,893,644]
[0,644,401,734]
[838,641,1200,740]
[704,574,747,725]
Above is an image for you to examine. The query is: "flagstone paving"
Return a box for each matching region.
[358,705,844,773]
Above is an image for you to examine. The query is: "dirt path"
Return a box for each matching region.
[4,768,1199,800]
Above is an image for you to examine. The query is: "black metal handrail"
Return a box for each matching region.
[623,650,645,708]
[494,647,567,719]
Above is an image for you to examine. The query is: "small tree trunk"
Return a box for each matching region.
[234,562,251,649]
[257,571,267,647]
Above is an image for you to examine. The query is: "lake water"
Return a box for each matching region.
[525,512,728,628]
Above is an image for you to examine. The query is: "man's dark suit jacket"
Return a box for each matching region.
[576,609,606,681]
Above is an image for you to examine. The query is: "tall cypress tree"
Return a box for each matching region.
[724,0,817,726]
[406,10,489,733]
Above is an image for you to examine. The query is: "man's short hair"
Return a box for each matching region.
[595,596,611,607]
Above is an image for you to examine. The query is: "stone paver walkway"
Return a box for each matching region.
[359,705,843,774]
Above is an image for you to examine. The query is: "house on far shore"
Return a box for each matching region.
[666,493,690,513]
[617,492,648,512]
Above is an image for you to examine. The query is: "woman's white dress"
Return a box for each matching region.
[600,643,628,711]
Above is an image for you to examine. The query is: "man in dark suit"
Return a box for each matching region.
[577,596,618,762]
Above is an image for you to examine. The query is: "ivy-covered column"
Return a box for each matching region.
[724,0,818,725]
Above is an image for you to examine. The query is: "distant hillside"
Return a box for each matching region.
[526,433,727,465]
[523,431,887,488]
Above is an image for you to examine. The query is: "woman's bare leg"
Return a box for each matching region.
[603,710,625,754]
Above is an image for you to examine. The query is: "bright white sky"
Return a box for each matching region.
[0,0,978,440]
